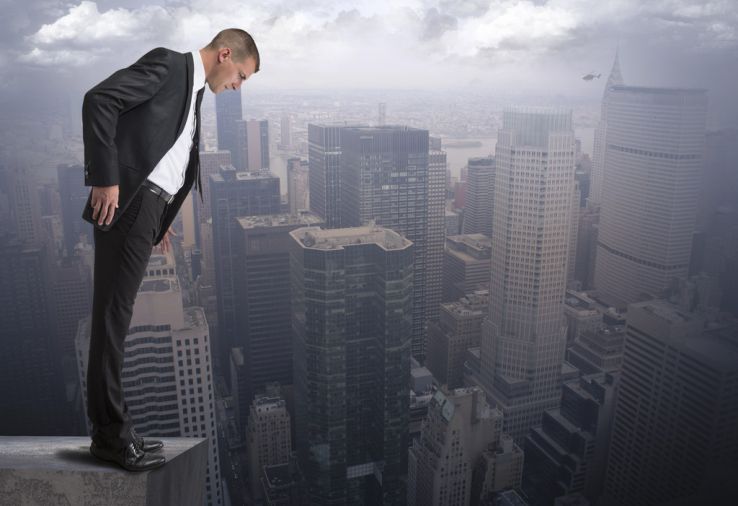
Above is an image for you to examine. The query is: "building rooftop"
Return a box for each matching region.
[139,279,174,293]
[290,224,411,251]
[236,212,323,229]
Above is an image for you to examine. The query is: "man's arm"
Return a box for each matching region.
[82,47,173,187]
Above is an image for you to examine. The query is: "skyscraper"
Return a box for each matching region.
[480,107,576,442]
[280,114,293,150]
[76,253,223,505]
[426,291,489,389]
[290,225,414,505]
[426,148,447,323]
[593,86,707,309]
[523,372,617,504]
[216,90,243,169]
[602,300,738,505]
[308,124,351,228]
[0,236,68,435]
[237,119,270,172]
[443,234,492,302]
[232,212,323,427]
[246,390,293,500]
[287,157,310,214]
[590,50,624,206]
[57,164,91,256]
[197,150,232,224]
[462,157,495,238]
[340,125,438,359]
[210,166,281,375]
[408,387,505,506]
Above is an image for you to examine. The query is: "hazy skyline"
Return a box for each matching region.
[1,1,736,122]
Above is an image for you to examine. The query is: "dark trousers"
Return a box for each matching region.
[86,185,169,449]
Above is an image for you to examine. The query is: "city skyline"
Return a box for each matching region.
[1,5,737,506]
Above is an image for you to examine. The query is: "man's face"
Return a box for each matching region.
[208,48,257,94]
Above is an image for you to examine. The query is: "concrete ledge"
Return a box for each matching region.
[0,436,208,506]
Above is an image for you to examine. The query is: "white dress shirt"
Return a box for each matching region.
[146,49,206,195]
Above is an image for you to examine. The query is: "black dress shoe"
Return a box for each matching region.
[131,428,164,452]
[90,441,166,472]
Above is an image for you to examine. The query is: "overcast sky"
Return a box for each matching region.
[1,1,737,124]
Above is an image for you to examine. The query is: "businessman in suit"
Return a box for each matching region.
[82,28,259,471]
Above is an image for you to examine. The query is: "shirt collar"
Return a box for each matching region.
[193,49,206,92]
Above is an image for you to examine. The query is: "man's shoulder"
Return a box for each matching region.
[135,47,190,69]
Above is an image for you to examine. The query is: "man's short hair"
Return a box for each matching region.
[207,28,260,72]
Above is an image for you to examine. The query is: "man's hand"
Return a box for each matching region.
[159,226,178,254]
[91,185,119,226]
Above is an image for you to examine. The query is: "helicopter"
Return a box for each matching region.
[582,72,602,81]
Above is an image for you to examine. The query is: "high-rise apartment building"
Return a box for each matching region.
[210,167,281,376]
[76,253,223,505]
[290,225,414,505]
[462,157,495,238]
[480,108,576,442]
[602,299,738,505]
[216,91,243,169]
[593,86,707,309]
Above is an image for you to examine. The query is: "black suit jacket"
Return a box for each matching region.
[81,47,203,245]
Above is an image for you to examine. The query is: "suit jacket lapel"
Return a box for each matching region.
[175,52,194,140]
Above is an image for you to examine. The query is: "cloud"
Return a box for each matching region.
[7,0,738,91]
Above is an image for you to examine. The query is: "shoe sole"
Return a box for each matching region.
[90,446,166,472]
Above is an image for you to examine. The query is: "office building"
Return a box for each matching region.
[216,90,243,169]
[427,148,447,323]
[290,225,413,505]
[340,125,436,359]
[247,391,292,500]
[480,108,576,442]
[601,300,738,505]
[197,150,232,225]
[237,119,270,172]
[57,164,91,256]
[593,86,707,309]
[0,236,67,435]
[426,291,489,389]
[287,158,310,214]
[408,387,522,506]
[232,212,322,426]
[462,157,495,238]
[523,373,617,504]
[443,234,492,302]
[210,167,281,376]
[76,253,223,505]
[590,50,624,205]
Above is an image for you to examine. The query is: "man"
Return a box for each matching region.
[82,28,259,472]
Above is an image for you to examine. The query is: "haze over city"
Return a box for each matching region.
[1,2,737,506]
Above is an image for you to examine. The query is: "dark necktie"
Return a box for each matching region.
[193,87,205,201]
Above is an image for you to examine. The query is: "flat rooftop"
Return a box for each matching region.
[291,224,411,251]
[237,212,323,229]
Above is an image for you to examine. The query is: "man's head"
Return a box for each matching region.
[201,28,260,94]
